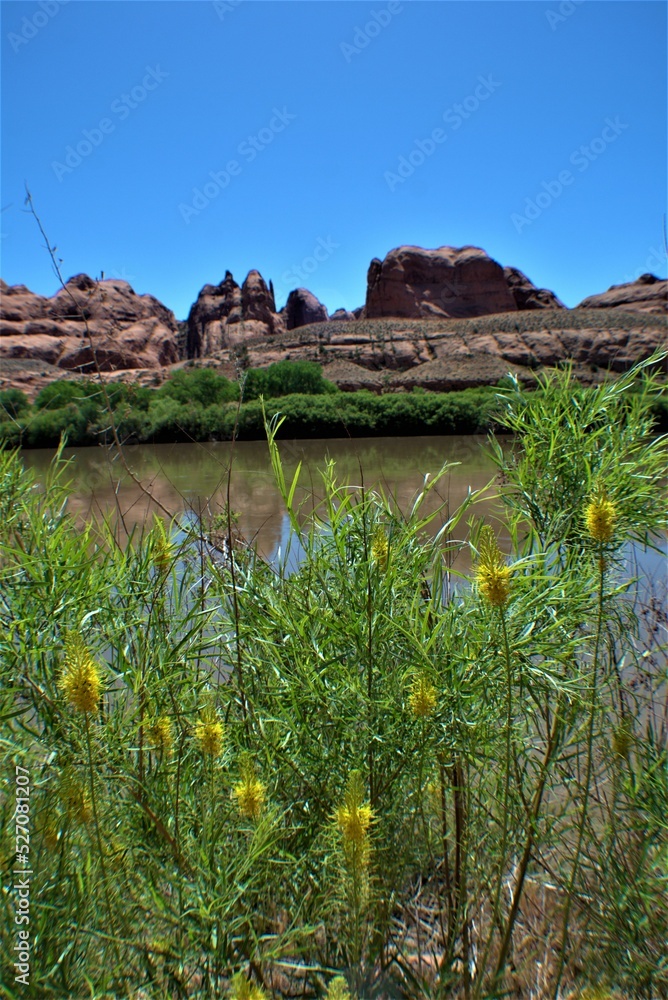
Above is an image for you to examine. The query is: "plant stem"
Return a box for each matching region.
[494,699,563,983]
[474,606,513,997]
[553,551,605,999]
[451,757,470,999]
[84,712,121,969]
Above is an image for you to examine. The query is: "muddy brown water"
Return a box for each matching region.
[21,436,501,567]
[21,434,666,583]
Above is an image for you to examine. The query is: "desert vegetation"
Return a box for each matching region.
[1,355,667,998]
[0,363,501,449]
[2,360,666,450]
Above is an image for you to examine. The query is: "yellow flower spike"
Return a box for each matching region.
[611,722,633,758]
[233,760,266,820]
[326,976,353,1000]
[475,525,512,608]
[229,972,268,1000]
[60,631,103,714]
[371,524,389,572]
[585,484,617,543]
[194,705,224,757]
[151,514,175,574]
[408,672,438,718]
[148,715,174,754]
[335,770,373,848]
[60,773,92,825]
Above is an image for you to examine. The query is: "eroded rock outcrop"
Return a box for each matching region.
[186,269,284,357]
[503,266,565,310]
[577,274,667,314]
[0,275,180,370]
[329,308,355,323]
[364,245,519,320]
[284,288,329,330]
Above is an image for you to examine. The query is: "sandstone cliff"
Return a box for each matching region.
[0,275,179,371]
[577,273,667,314]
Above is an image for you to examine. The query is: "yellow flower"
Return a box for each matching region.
[335,771,373,847]
[151,514,175,574]
[408,673,437,718]
[476,526,511,608]
[60,773,92,825]
[229,972,267,1000]
[326,976,353,1000]
[371,525,389,571]
[194,706,224,757]
[42,824,60,851]
[148,715,174,754]
[233,761,266,820]
[585,485,617,543]
[611,722,633,758]
[60,631,103,713]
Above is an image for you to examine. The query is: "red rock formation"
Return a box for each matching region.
[503,266,565,310]
[284,288,328,330]
[186,269,285,357]
[364,245,518,319]
[577,274,667,314]
[242,270,280,331]
[329,308,355,323]
[0,275,179,371]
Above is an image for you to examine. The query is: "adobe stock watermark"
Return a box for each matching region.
[178,107,296,224]
[213,0,243,20]
[51,65,169,181]
[545,0,585,32]
[384,75,501,191]
[511,116,628,233]
[7,0,69,54]
[273,236,341,304]
[13,764,32,987]
[340,1,403,63]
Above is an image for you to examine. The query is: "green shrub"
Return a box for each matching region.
[33,379,124,425]
[157,368,239,407]
[0,420,23,448]
[24,403,90,447]
[0,388,29,420]
[34,379,97,410]
[242,360,338,400]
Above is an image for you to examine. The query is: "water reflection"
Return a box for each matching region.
[22,436,503,567]
[20,436,667,589]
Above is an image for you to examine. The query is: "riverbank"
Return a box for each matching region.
[2,361,666,448]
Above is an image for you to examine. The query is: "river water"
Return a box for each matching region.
[21,435,666,585]
[21,435,500,563]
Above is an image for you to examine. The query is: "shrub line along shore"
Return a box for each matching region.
[1,360,666,449]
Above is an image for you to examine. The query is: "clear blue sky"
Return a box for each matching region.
[1,0,666,320]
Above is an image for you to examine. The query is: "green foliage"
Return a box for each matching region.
[24,402,89,447]
[1,386,500,449]
[0,388,29,420]
[34,378,108,412]
[242,359,338,401]
[32,379,128,429]
[1,355,666,997]
[490,357,668,551]
[157,367,239,407]
[4,366,665,451]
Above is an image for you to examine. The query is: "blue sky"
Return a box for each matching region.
[1,0,666,320]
